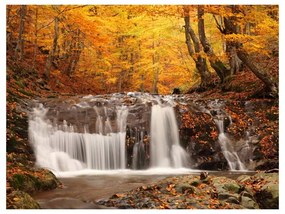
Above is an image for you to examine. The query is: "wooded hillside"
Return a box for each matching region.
[7,5,278,97]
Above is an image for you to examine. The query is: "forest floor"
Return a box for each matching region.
[6,54,279,209]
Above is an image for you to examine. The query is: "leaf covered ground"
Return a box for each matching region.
[97,172,278,209]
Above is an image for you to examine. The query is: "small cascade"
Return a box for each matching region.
[150,105,189,168]
[207,100,246,171]
[215,116,246,170]
[131,129,147,169]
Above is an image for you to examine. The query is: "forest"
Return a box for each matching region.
[6,5,279,209]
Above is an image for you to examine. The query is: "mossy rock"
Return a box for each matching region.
[175,183,195,194]
[190,180,200,187]
[255,182,278,209]
[223,183,240,193]
[240,195,259,209]
[10,174,37,193]
[9,170,59,194]
[7,190,40,209]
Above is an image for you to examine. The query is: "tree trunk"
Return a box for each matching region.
[152,39,159,94]
[14,5,27,60]
[237,51,278,96]
[32,7,38,70]
[65,29,83,76]
[183,6,210,87]
[223,7,278,97]
[197,5,230,83]
[226,42,242,75]
[7,6,12,51]
[45,16,59,79]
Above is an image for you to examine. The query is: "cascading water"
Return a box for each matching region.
[29,104,128,171]
[28,93,189,173]
[214,115,246,170]
[206,100,247,171]
[150,105,188,168]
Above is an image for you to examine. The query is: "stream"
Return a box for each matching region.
[33,170,255,209]
[27,93,275,208]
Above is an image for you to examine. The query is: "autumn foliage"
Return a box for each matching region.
[6,5,278,95]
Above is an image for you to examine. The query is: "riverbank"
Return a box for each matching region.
[97,171,278,209]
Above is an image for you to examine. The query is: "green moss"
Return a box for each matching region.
[10,170,59,194]
[8,190,40,209]
[10,174,36,193]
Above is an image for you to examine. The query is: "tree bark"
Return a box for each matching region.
[222,7,278,97]
[32,7,38,70]
[197,5,230,83]
[236,50,278,96]
[152,39,159,94]
[183,6,210,87]
[65,29,84,76]
[14,5,27,60]
[45,16,59,79]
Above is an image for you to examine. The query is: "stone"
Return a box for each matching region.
[190,180,200,187]
[8,190,40,209]
[175,183,195,194]
[240,196,259,209]
[223,183,241,193]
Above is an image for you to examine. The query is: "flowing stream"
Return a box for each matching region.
[28,93,258,208]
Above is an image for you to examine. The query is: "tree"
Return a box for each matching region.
[44,16,59,79]
[197,5,231,83]
[14,5,27,61]
[217,5,278,97]
[183,5,210,88]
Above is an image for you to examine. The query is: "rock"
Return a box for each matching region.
[236,175,251,183]
[200,172,208,180]
[223,183,241,193]
[255,182,278,209]
[9,169,59,194]
[240,195,259,209]
[190,180,200,187]
[8,190,40,209]
[175,183,195,194]
[238,172,279,209]
[225,196,240,204]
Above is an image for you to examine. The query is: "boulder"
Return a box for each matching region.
[8,190,40,209]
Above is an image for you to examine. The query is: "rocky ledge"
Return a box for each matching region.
[97,172,278,209]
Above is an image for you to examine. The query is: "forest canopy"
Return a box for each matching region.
[6,5,278,95]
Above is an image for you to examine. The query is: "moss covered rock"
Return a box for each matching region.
[9,169,59,194]
[7,190,40,209]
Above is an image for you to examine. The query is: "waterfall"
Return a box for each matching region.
[28,95,189,173]
[207,100,247,171]
[29,104,128,171]
[215,116,246,170]
[150,105,188,168]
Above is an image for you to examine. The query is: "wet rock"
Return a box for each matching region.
[8,190,40,209]
[240,195,259,209]
[9,169,59,194]
[190,180,200,187]
[237,172,278,209]
[175,183,195,194]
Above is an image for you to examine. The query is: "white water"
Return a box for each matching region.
[29,99,189,173]
[150,105,189,168]
[29,104,128,171]
[215,116,246,171]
